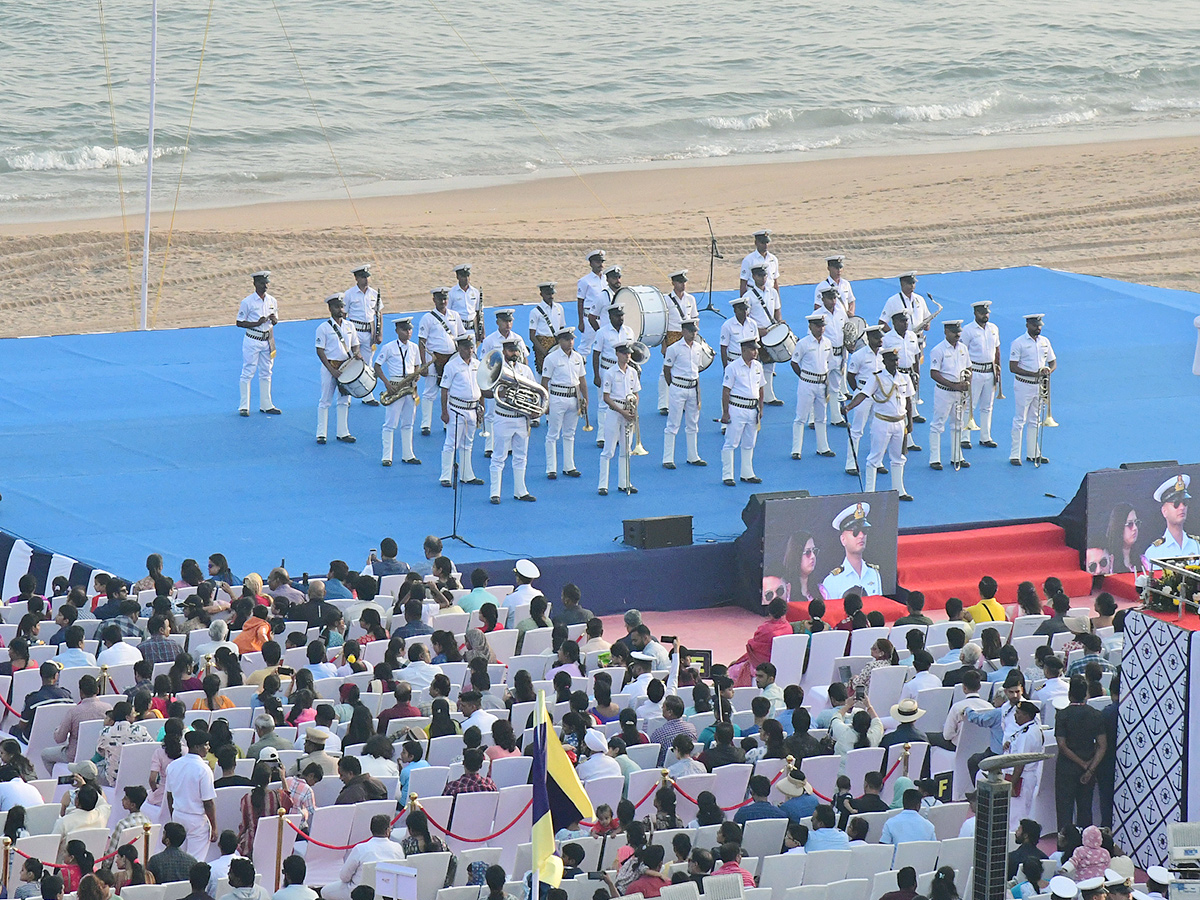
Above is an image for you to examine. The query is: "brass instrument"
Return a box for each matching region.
[1033,373,1057,468]
[626,346,650,455]
[622,395,642,485]
[629,341,651,368]
[843,316,867,353]
[380,363,430,406]
[477,349,549,420]
[951,367,979,471]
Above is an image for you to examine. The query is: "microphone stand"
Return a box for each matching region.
[441,409,476,548]
[700,216,726,319]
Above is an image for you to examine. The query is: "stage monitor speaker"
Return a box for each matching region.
[1121,460,1179,470]
[623,516,693,549]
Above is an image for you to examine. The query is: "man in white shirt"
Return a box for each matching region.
[235,270,281,416]
[478,308,531,455]
[880,311,922,452]
[927,320,972,470]
[843,325,883,475]
[961,299,1001,448]
[342,264,382,404]
[166,730,218,859]
[320,814,406,900]
[418,287,465,435]
[719,298,758,368]
[900,651,941,703]
[937,669,993,750]
[598,343,641,496]
[541,328,589,478]
[439,333,483,487]
[1033,657,1070,704]
[721,338,766,486]
[845,348,914,500]
[789,312,834,460]
[190,620,240,661]
[741,264,783,404]
[96,624,143,667]
[274,855,318,900]
[662,318,707,468]
[399,643,443,693]
[500,559,541,626]
[658,269,699,412]
[314,293,362,445]
[814,254,855,317]
[576,249,606,360]
[448,263,482,344]
[0,765,45,810]
[458,690,498,734]
[576,730,623,782]
[486,336,540,504]
[1008,313,1056,465]
[374,317,423,466]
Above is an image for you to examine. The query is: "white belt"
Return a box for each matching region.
[730,396,757,409]
[672,378,698,389]
[600,355,616,368]
[800,371,827,384]
[449,397,479,411]
[245,331,269,342]
[497,408,525,419]
[1015,374,1040,384]
[935,382,961,392]
[349,319,372,331]
[970,362,994,372]
[875,411,904,422]
[549,386,577,397]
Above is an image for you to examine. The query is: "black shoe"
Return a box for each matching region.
[421,427,431,436]
[817,450,836,457]
[663,462,676,470]
[831,420,847,428]
[908,444,923,452]
[239,409,250,417]
[981,440,998,448]
[441,479,452,487]
[899,493,914,501]
[741,476,762,484]
[484,450,492,458]
[531,419,541,427]
[766,399,784,407]
[382,459,392,467]
[930,462,943,470]
[878,466,889,475]
[547,472,557,480]
[846,468,859,476]
[402,457,422,465]
[1010,459,1022,466]
[464,477,484,485]
[687,459,707,466]
[337,435,356,443]
[807,422,815,430]
[958,460,971,468]
[597,440,604,448]
[792,453,801,460]
[564,469,581,478]
[1028,456,1050,464]
[658,408,668,416]
[723,478,736,486]
[960,440,972,449]
[491,496,501,505]
[517,493,536,501]
[618,486,638,495]
[261,407,282,415]
[362,398,380,406]
[598,488,608,495]
[316,436,327,444]
[913,414,926,424]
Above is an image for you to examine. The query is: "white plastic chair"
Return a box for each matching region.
[489,755,531,788]
[771,634,810,688]
[826,879,869,900]
[843,747,885,793]
[785,887,828,900]
[801,849,851,885]
[892,840,940,874]
[625,742,662,770]
[935,835,974,875]
[301,805,351,885]
[882,742,929,796]
[703,873,748,900]
[802,631,849,692]
[760,852,807,900]
[1010,616,1049,639]
[712,763,752,811]
[742,817,788,863]
[674,773,713,824]
[493,784,533,872]
[452,848,501,886]
[445,790,499,854]
[848,627,890,658]
[486,630,519,664]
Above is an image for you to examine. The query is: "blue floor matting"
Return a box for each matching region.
[2,266,1198,579]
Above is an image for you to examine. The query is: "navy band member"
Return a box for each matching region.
[739,229,779,296]
[1008,313,1056,465]
[440,333,483,487]
[816,285,848,425]
[844,326,883,475]
[448,262,483,344]
[814,254,855,317]
[928,320,972,470]
[235,270,280,416]
[658,269,699,413]
[314,293,361,444]
[343,263,382,404]
[478,309,530,456]
[790,312,835,460]
[1146,475,1200,563]
[962,299,1001,449]
[844,347,914,500]
[592,302,636,445]
[529,281,567,376]
[599,343,641,496]
[662,318,706,468]
[821,502,883,599]
[488,337,538,504]
[719,297,758,368]
[882,311,922,452]
[541,327,588,479]
[577,249,606,359]
[375,317,422,466]
[741,263,783,405]
[879,272,930,417]
[721,338,765,486]
[418,287,465,435]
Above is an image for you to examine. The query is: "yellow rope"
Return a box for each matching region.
[424,0,668,282]
[97,0,140,330]
[269,0,386,299]
[150,0,216,329]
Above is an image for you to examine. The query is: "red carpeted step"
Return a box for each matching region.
[1101,573,1140,602]
[898,522,1092,611]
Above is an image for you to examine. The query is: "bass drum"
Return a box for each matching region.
[614,285,669,348]
[759,323,797,364]
[696,335,716,372]
[336,357,378,398]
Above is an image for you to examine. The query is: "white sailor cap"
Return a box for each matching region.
[1050,876,1079,899]
[826,254,845,265]
[1147,867,1175,885]
[352,263,371,276]
[556,327,576,339]
[603,265,622,278]
[454,262,472,273]
[899,271,918,282]
[431,286,450,296]
[1104,870,1129,888]
[495,308,515,321]
[251,270,271,281]
[501,335,520,347]
[750,263,769,274]
[944,319,963,329]
[586,248,606,261]
[680,319,698,330]
[833,502,871,531]
[730,296,749,307]
[820,284,839,297]
[971,299,992,308]
[393,317,413,328]
[864,325,884,335]
[514,559,540,579]
[1131,892,1152,900]
[1077,877,1107,893]
[455,333,475,345]
[1023,312,1045,321]
[324,292,344,305]
[890,309,910,320]
[670,268,689,282]
[1154,474,1191,503]
[538,281,557,291]
[805,312,826,323]
[753,229,772,241]
[615,342,633,354]
[630,651,656,663]
[608,303,625,314]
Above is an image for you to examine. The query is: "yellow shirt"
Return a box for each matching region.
[965,597,1007,623]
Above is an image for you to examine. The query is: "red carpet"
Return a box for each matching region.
[897,522,1092,611]
[1102,573,1139,602]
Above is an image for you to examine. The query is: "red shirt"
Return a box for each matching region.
[714,862,755,888]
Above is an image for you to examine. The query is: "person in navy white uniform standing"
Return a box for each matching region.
[741,263,783,405]
[658,269,699,413]
[448,262,482,344]
[235,270,281,417]
[661,318,706,469]
[814,254,855,318]
[844,325,883,476]
[721,338,766,486]
[844,347,914,501]
[541,327,588,480]
[598,343,641,496]
[314,293,361,445]
[440,334,484,487]
[478,309,529,457]
[790,312,835,461]
[927,320,972,471]
[487,337,539,505]
[961,299,1001,449]
[1008,313,1056,465]
[418,287,465,436]
[577,250,606,362]
[342,263,381,405]
[374,317,422,467]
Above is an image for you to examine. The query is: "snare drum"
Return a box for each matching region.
[759,323,797,363]
[614,285,669,348]
[336,357,378,398]
[696,336,716,372]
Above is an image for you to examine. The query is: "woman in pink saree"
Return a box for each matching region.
[728,596,792,687]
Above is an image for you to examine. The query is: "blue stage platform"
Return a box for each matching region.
[1,266,1197,583]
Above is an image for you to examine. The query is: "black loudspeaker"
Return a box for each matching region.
[623,516,693,549]
[1120,460,1179,470]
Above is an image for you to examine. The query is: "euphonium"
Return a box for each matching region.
[477,349,549,419]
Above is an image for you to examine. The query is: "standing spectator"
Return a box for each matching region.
[1055,675,1107,831]
[237,762,292,857]
[166,732,218,859]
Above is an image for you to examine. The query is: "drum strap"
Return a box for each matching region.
[431,310,454,337]
[749,286,771,321]
[328,319,351,358]
[537,303,558,336]
[669,292,688,321]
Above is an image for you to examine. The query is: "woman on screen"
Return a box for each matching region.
[781,530,828,605]
[1105,502,1149,575]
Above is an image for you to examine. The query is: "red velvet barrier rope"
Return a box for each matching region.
[669,764,789,811]
[422,798,533,843]
[282,810,407,851]
[13,838,135,868]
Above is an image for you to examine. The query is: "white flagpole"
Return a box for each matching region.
[140,0,158,331]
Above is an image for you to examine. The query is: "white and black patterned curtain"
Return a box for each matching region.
[0,530,101,600]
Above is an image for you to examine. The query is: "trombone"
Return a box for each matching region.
[1032,373,1057,467]
[951,367,980,470]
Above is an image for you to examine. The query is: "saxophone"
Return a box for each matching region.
[380,363,430,406]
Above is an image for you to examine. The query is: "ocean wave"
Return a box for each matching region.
[847,92,1002,124]
[700,108,797,131]
[1,144,185,173]
[973,107,1099,135]
[1131,97,1200,112]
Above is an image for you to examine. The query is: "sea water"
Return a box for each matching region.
[3,0,1200,222]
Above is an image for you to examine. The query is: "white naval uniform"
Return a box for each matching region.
[593,322,635,439]
[815,275,855,318]
[658,289,699,410]
[529,301,567,373]
[740,249,780,291]
[845,344,881,473]
[599,364,641,492]
[489,358,538,501]
[1146,529,1200,564]
[821,555,883,599]
[743,284,781,402]
[542,345,587,474]
[449,283,481,333]
[1003,718,1044,823]
[818,303,849,423]
[882,328,922,449]
[962,318,1001,445]
[663,336,705,465]
[375,338,420,463]
[790,331,833,457]
[928,338,972,466]
[478,329,531,452]
[315,317,360,439]
[343,283,381,390]
[881,290,931,405]
[577,271,605,355]
[720,316,760,365]
[861,367,914,496]
[1008,332,1056,461]
[418,309,465,430]
[722,356,765,482]
[237,290,277,412]
[440,354,482,483]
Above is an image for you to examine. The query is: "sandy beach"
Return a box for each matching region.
[2,135,1199,339]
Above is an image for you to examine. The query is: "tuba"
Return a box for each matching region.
[843,316,867,353]
[477,349,549,420]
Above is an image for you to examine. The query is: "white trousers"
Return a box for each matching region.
[420,361,446,429]
[441,404,479,482]
[382,393,416,462]
[490,412,530,499]
[545,393,580,473]
[863,415,908,496]
[317,366,351,439]
[722,406,758,480]
[846,399,872,472]
[792,379,829,456]
[828,353,846,423]
[240,339,274,411]
[596,364,612,438]
[599,404,633,490]
[663,383,700,464]
[1010,381,1040,460]
[762,362,777,402]
[970,367,997,443]
[175,811,211,860]
[929,386,966,465]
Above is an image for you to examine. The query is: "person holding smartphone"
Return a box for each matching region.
[829,692,883,771]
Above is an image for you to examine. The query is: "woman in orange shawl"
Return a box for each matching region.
[727,596,792,687]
